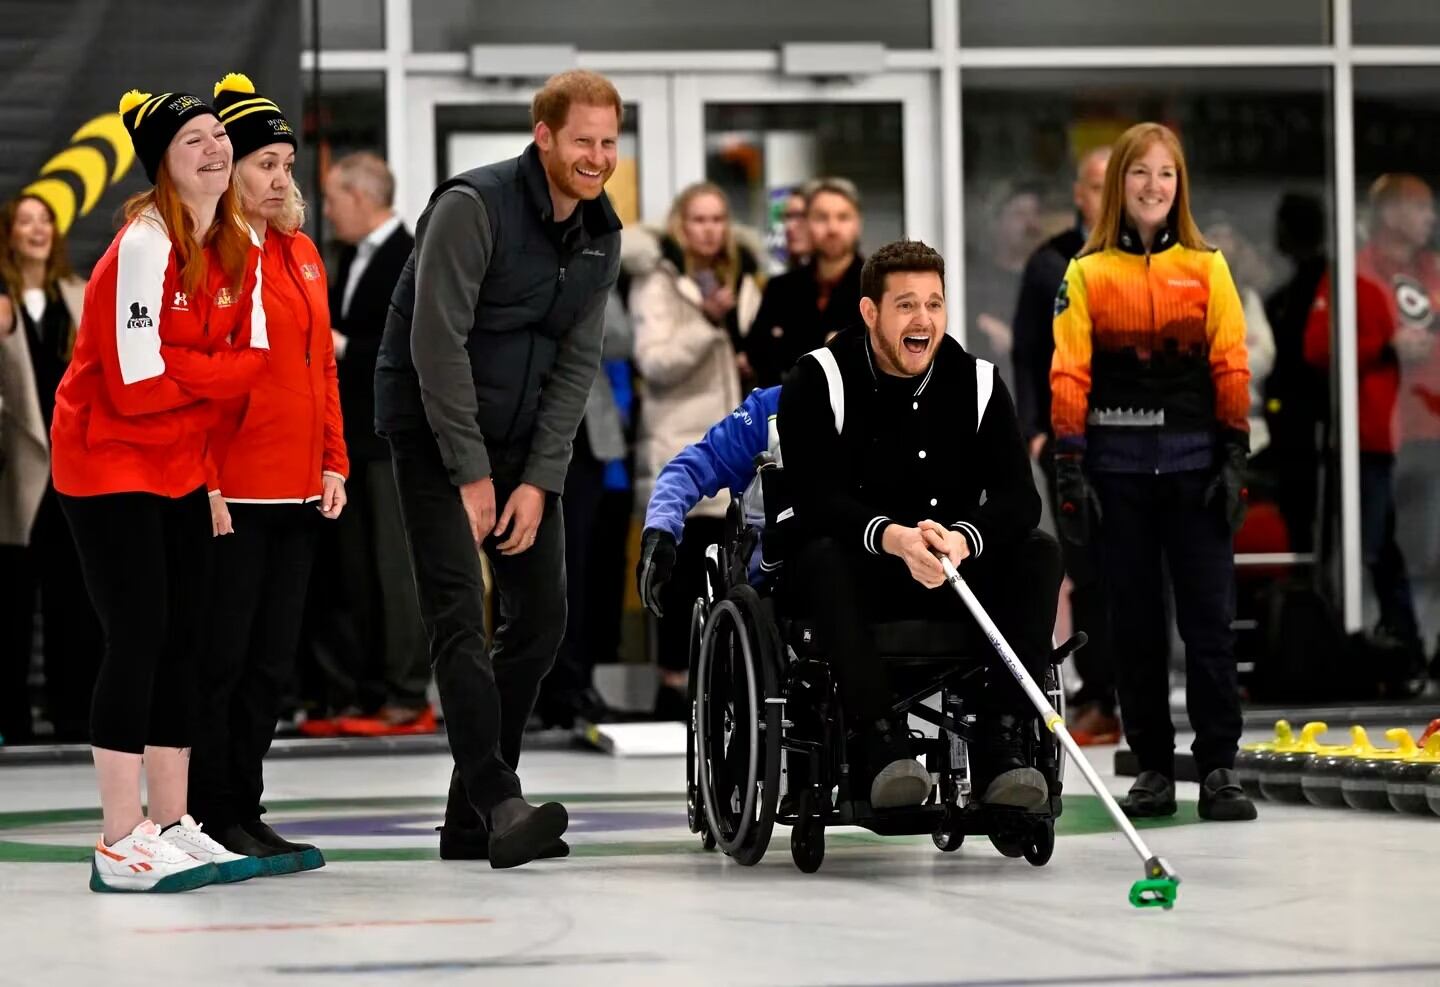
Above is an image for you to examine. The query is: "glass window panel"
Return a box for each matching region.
[1353,1,1440,45]
[1353,67,1440,649]
[414,0,930,52]
[302,70,387,258]
[961,68,1335,603]
[960,0,1328,47]
[301,0,384,50]
[703,102,904,270]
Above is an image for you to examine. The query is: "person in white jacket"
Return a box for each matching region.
[627,182,763,716]
[1209,218,1277,454]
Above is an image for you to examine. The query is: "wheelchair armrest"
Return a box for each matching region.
[1050,632,1088,665]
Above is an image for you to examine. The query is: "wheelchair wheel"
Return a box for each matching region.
[686,597,710,845]
[696,586,782,867]
[932,830,964,853]
[1023,818,1055,867]
[790,788,826,873]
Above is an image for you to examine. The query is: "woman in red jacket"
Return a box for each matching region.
[186,74,348,875]
[52,89,271,892]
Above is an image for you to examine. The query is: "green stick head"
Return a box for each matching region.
[1131,855,1181,909]
[1129,876,1180,909]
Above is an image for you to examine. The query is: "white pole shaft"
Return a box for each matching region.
[941,558,1160,868]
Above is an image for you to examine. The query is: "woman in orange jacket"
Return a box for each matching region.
[53,88,271,892]
[1050,122,1255,823]
[187,74,349,875]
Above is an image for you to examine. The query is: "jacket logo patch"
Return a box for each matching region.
[581,247,606,257]
[1054,279,1070,316]
[1394,275,1434,329]
[172,291,188,309]
[301,263,321,281]
[215,287,235,308]
[126,302,153,329]
[1167,278,1202,289]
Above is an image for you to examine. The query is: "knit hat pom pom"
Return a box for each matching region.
[214,73,255,98]
[118,89,151,115]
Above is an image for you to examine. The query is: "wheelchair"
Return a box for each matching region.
[683,479,1083,874]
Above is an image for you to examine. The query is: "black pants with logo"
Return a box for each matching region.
[1093,469,1242,780]
[59,488,212,754]
[189,504,320,829]
[388,429,567,825]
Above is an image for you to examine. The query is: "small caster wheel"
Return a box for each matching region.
[1023,818,1055,867]
[790,790,825,873]
[933,829,964,852]
[700,826,717,851]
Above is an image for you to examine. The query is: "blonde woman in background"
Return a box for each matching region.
[0,194,102,747]
[628,181,762,717]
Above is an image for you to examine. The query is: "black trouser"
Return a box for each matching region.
[656,516,725,673]
[189,504,319,829]
[1040,446,1116,713]
[1093,470,1242,779]
[542,427,606,704]
[59,488,211,754]
[1360,452,1418,640]
[0,488,104,745]
[788,530,1062,724]
[388,429,567,824]
[306,458,429,712]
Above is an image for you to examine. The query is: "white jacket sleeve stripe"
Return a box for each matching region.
[115,217,171,385]
[807,347,845,435]
[975,358,995,433]
[246,223,269,350]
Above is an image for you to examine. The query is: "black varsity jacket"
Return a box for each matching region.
[777,326,1040,560]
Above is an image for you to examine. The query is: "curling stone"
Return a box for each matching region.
[1301,726,1375,808]
[1427,764,1440,817]
[1418,718,1440,747]
[1235,720,1293,799]
[1341,728,1418,810]
[1382,734,1440,814]
[1257,722,1345,803]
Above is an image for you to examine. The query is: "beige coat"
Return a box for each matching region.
[1,276,84,545]
[627,230,761,520]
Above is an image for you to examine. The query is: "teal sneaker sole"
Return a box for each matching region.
[259,848,325,876]
[89,859,220,893]
[214,855,266,883]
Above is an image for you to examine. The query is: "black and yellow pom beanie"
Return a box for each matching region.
[118,89,218,183]
[213,73,296,161]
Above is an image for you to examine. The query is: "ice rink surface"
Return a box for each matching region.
[4,734,1440,986]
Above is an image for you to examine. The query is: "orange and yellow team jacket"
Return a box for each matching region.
[1050,231,1250,472]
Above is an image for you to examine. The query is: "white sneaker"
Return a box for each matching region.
[90,820,219,893]
[159,815,264,883]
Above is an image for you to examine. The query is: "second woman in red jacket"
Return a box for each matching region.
[187,74,349,874]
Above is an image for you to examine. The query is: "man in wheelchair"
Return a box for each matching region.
[779,238,1063,812]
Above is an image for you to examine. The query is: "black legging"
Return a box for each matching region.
[59,488,212,754]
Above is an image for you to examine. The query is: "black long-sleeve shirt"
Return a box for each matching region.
[778,327,1039,560]
[1011,225,1086,442]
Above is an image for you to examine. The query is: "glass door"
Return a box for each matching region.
[672,72,938,272]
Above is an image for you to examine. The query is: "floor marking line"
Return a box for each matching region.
[137,918,493,935]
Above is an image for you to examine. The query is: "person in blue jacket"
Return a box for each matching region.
[636,386,781,618]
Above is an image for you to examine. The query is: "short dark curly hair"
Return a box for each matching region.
[860,239,945,304]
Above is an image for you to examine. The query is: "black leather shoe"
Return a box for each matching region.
[242,819,326,872]
[1119,770,1177,818]
[486,799,570,869]
[437,824,569,860]
[1198,768,1258,821]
